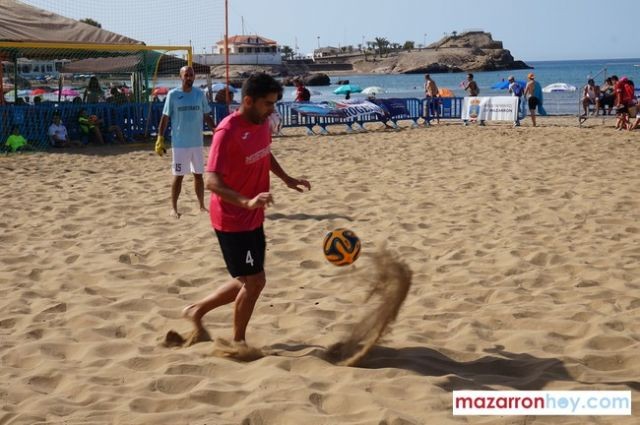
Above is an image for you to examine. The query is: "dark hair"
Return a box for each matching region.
[467,73,474,79]
[611,75,619,81]
[241,73,283,100]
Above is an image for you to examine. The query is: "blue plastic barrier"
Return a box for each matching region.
[0,97,470,150]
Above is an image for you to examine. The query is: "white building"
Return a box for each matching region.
[194,35,282,66]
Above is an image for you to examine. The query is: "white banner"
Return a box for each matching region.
[461,96,518,121]
[453,391,632,416]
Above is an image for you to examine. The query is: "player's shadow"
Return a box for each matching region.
[357,344,640,392]
[266,213,353,221]
[269,342,640,392]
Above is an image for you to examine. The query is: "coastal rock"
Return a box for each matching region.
[304,73,331,86]
[282,73,331,87]
[348,31,531,74]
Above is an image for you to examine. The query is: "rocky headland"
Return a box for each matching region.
[209,32,530,86]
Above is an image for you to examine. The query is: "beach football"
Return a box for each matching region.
[323,228,361,266]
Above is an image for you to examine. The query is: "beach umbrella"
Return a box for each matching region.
[55,88,80,97]
[542,82,577,93]
[491,80,526,90]
[334,84,362,95]
[152,86,169,96]
[438,88,454,97]
[361,86,385,95]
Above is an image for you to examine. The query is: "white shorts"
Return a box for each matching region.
[171,147,204,176]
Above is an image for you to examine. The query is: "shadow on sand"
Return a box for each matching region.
[270,342,640,392]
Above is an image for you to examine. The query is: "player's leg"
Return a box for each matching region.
[190,147,207,212]
[171,148,188,218]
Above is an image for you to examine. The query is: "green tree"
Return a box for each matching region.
[80,18,102,28]
[374,37,389,57]
[280,45,294,60]
[403,41,415,51]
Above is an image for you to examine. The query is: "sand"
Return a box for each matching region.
[1,117,639,424]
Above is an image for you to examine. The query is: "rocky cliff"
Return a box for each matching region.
[349,31,530,74]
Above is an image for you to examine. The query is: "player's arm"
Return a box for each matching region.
[157,114,169,136]
[205,172,272,210]
[270,154,311,192]
[203,113,216,131]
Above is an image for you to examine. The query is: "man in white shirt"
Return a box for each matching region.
[48,115,71,147]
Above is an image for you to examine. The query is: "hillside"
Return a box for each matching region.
[347,31,530,74]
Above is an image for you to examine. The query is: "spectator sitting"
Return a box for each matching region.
[78,109,126,144]
[78,109,105,144]
[48,115,73,147]
[5,126,34,154]
[108,87,128,105]
[293,78,311,102]
[581,79,600,116]
[599,77,615,115]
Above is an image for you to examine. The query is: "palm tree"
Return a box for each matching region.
[280,45,294,60]
[374,37,389,57]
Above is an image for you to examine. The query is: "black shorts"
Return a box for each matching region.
[215,226,266,278]
[528,96,539,111]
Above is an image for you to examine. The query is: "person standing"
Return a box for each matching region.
[424,74,440,124]
[156,66,215,218]
[508,76,524,127]
[464,73,480,96]
[463,73,484,125]
[83,76,104,103]
[182,73,311,345]
[524,73,541,127]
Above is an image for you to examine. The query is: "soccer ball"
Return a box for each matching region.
[323,228,361,266]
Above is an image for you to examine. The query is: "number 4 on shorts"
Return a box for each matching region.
[245,250,254,267]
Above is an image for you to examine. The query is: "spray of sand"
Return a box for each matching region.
[164,248,412,366]
[324,248,413,366]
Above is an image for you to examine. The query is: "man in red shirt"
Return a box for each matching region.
[183,73,311,345]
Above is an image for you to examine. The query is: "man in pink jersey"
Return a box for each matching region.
[182,73,311,345]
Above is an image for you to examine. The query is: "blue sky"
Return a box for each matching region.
[23,0,639,62]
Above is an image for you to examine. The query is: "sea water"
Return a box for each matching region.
[187,58,638,116]
[285,58,640,116]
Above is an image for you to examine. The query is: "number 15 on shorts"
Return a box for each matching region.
[246,250,254,267]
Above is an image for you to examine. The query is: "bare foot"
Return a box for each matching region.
[199,206,208,213]
[181,304,212,346]
[182,304,200,326]
[170,209,181,219]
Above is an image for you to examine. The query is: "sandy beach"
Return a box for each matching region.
[1,117,638,424]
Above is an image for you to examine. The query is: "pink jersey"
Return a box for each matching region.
[206,111,272,232]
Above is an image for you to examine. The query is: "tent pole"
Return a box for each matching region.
[13,54,18,102]
[143,51,149,103]
[0,57,5,105]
